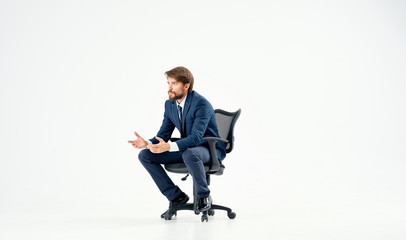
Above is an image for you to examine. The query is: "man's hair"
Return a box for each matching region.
[165,66,194,92]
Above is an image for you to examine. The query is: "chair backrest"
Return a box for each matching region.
[215,109,241,153]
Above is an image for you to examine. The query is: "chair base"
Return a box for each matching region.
[162,164,236,222]
[161,202,236,222]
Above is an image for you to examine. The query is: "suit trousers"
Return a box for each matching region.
[138,146,211,201]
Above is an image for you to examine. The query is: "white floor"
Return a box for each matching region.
[1,199,405,240]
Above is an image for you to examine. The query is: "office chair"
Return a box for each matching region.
[161,108,241,222]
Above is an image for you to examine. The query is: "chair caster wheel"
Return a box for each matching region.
[201,214,208,222]
[208,209,215,216]
[228,211,236,219]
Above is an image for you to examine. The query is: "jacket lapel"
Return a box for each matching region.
[172,102,181,131]
[182,91,194,133]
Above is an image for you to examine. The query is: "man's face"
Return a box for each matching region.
[167,77,189,101]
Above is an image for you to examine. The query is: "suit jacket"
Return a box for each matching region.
[149,91,226,161]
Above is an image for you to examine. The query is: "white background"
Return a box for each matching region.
[1,0,406,239]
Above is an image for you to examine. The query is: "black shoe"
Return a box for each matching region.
[170,192,190,208]
[161,192,189,219]
[197,196,212,212]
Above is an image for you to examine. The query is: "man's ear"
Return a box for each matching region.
[184,83,190,91]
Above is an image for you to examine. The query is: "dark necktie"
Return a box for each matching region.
[178,105,185,138]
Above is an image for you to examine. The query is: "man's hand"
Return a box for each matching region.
[147,136,170,154]
[128,131,148,149]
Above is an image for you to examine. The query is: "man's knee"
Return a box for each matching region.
[182,148,201,164]
[138,149,152,164]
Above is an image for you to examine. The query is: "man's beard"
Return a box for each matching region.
[168,91,185,101]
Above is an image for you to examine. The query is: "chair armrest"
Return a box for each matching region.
[203,137,228,173]
[203,137,229,143]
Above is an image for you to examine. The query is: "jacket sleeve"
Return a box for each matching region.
[150,101,175,144]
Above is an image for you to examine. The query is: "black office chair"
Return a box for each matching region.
[162,108,241,222]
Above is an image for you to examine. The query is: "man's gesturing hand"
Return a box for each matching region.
[147,136,170,154]
[128,131,148,149]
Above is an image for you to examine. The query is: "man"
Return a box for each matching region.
[128,66,226,215]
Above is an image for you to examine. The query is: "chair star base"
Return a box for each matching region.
[161,202,236,222]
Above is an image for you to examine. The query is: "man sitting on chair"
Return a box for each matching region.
[128,66,226,214]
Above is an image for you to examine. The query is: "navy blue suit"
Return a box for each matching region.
[138,91,225,200]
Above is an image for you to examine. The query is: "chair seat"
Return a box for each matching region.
[165,163,225,175]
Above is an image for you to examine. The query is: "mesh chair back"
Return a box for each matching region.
[215,109,241,153]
